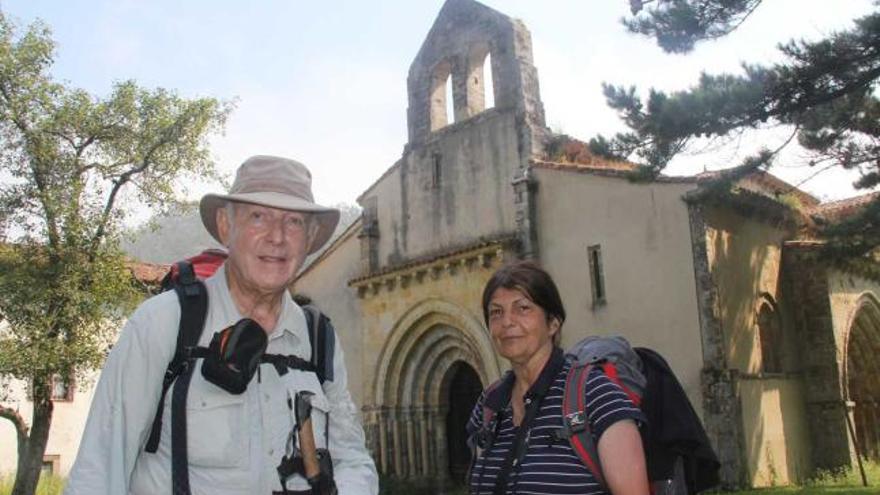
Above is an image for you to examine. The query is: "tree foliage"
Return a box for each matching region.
[625,0,762,53]
[592,0,880,261]
[0,13,231,495]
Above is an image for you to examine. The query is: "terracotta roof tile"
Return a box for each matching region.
[127,261,169,285]
[809,191,879,221]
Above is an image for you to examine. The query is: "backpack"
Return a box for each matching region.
[475,335,720,495]
[144,250,337,494]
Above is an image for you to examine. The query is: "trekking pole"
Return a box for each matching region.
[295,392,338,495]
[294,392,321,480]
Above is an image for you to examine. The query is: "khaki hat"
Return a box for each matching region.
[200,156,340,254]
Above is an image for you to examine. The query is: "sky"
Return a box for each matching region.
[2,0,878,215]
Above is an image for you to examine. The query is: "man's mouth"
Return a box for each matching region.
[258,255,287,263]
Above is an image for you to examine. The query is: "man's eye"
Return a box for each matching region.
[285,216,305,228]
[517,303,531,314]
[488,309,502,319]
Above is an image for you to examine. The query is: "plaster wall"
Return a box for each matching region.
[532,169,705,407]
[740,378,811,487]
[0,376,96,477]
[703,207,794,373]
[295,226,367,407]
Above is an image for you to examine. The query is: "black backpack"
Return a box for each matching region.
[144,257,336,494]
[475,336,720,494]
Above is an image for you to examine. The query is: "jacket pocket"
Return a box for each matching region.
[186,385,249,468]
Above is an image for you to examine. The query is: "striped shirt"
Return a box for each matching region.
[467,348,644,495]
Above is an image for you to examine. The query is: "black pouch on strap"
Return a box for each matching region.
[201,318,267,394]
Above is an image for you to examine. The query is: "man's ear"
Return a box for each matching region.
[304,215,319,252]
[216,205,231,245]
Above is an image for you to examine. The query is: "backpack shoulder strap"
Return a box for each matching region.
[302,304,335,385]
[557,361,607,489]
[144,261,208,454]
[471,372,513,453]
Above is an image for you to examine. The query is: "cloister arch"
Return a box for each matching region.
[843,292,880,461]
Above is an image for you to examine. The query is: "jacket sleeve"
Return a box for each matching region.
[322,328,379,495]
[64,294,179,495]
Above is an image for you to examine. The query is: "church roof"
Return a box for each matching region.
[808,191,879,222]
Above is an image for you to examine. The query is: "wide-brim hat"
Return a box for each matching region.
[200,155,340,255]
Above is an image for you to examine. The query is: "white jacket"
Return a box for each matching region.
[65,265,378,495]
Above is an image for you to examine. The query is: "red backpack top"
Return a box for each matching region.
[160,248,228,290]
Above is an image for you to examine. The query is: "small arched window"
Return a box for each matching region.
[430,60,454,131]
[757,298,783,373]
[466,44,495,117]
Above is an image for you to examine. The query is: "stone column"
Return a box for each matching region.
[420,406,433,477]
[405,407,417,478]
[362,405,381,469]
[391,407,403,476]
[374,407,387,474]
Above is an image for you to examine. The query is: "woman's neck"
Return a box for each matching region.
[511,344,554,399]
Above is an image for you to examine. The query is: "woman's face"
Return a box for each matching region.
[487,287,559,365]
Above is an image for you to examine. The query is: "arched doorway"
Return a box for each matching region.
[443,361,483,484]
[845,294,880,461]
[367,299,502,483]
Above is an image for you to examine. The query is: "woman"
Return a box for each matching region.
[467,260,648,495]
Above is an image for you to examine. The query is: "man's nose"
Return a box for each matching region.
[265,217,285,244]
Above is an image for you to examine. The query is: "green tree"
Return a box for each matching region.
[593,0,880,266]
[0,13,231,495]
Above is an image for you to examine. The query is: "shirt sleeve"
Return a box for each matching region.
[584,366,645,442]
[64,294,179,495]
[322,324,380,495]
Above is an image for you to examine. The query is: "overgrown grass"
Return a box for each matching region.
[806,459,880,488]
[724,460,879,495]
[0,473,65,495]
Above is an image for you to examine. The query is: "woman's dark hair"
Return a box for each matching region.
[481,260,566,337]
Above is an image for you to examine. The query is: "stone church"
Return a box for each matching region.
[296,0,880,489]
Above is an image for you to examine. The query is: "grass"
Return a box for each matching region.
[0,462,876,495]
[0,473,65,495]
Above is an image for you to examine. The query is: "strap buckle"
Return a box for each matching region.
[552,411,587,441]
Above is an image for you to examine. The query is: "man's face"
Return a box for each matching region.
[216,202,313,298]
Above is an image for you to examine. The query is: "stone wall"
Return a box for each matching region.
[781,245,853,472]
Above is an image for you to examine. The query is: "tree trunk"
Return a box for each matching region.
[0,406,28,466]
[12,382,54,495]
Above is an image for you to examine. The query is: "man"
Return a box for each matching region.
[66,156,379,494]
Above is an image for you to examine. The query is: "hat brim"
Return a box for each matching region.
[200,192,340,255]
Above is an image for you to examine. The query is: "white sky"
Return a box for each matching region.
[3,0,877,213]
